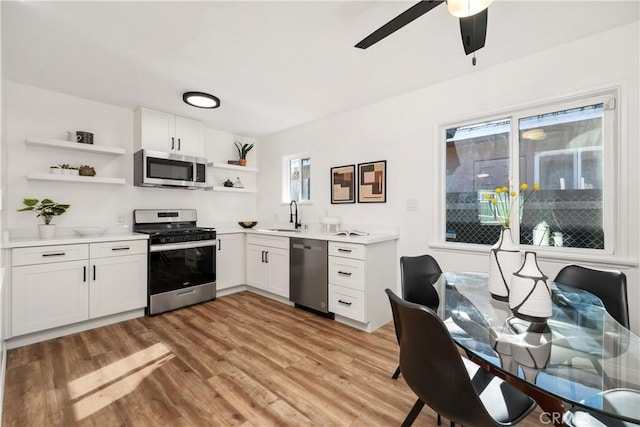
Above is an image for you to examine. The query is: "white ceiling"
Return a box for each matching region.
[2,1,638,137]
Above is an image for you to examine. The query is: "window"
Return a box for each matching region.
[444,93,615,252]
[283,153,311,203]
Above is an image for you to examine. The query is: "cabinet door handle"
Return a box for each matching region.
[338,271,352,276]
[177,138,181,150]
[337,248,352,253]
[338,299,352,306]
[265,251,269,263]
[261,250,265,262]
[42,252,65,257]
[171,137,175,150]
[83,266,87,282]
[218,239,221,250]
[111,247,130,251]
[93,265,96,281]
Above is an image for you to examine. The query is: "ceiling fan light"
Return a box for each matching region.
[447,0,493,18]
[183,91,221,109]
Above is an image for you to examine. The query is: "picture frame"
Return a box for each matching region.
[330,164,356,204]
[358,160,386,203]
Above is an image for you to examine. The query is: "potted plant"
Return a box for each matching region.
[59,163,71,175]
[234,141,254,166]
[18,198,70,239]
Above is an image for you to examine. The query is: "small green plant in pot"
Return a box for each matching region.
[18,198,70,239]
[234,141,254,166]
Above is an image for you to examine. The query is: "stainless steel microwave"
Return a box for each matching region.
[134,149,207,189]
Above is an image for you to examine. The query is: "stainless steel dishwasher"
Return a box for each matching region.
[290,238,331,315]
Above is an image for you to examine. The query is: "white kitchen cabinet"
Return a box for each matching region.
[328,240,396,333]
[246,234,290,299]
[217,233,246,290]
[12,259,89,336]
[134,107,204,157]
[11,240,148,337]
[89,241,148,318]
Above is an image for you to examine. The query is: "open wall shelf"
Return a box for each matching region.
[25,138,125,156]
[27,173,126,185]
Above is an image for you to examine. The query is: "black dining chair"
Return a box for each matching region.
[392,255,442,380]
[385,289,537,427]
[563,388,640,427]
[554,265,630,328]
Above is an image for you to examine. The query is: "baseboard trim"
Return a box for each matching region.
[6,308,145,350]
[0,339,6,424]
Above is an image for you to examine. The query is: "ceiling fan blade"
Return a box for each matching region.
[459,8,488,55]
[355,0,444,49]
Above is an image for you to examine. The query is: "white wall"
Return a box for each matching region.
[4,81,258,232]
[257,23,640,331]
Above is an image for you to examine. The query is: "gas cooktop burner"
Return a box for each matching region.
[133,209,215,245]
[136,227,215,236]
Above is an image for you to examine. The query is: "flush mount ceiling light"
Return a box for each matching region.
[447,0,493,17]
[182,91,220,109]
[522,129,547,141]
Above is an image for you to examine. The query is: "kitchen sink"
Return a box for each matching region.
[258,228,302,233]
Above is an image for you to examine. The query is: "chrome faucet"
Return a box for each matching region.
[290,200,301,229]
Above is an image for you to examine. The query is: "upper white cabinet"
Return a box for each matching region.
[134,107,204,157]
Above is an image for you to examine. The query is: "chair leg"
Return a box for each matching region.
[401,399,424,427]
[437,413,441,425]
[392,365,401,379]
[450,422,455,427]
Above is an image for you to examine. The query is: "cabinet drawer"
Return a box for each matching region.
[90,240,148,259]
[328,241,365,260]
[329,256,364,291]
[329,285,365,322]
[247,234,289,250]
[12,244,89,266]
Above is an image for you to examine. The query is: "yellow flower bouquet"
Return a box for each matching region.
[484,183,540,228]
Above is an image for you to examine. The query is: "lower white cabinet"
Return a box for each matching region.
[217,233,246,290]
[12,259,89,336]
[246,234,289,298]
[11,240,147,337]
[328,240,396,332]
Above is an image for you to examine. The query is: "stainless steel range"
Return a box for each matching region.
[134,209,216,315]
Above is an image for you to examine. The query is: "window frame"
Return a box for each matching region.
[437,89,620,258]
[281,152,312,204]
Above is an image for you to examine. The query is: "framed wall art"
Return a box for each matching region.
[330,164,356,204]
[358,160,386,203]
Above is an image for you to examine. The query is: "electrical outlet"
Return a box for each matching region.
[116,215,124,225]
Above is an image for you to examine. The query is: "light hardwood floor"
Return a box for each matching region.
[3,291,545,426]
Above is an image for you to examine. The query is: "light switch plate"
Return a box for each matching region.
[406,198,419,211]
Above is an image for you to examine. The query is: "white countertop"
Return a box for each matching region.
[3,232,149,249]
[216,227,398,244]
[4,226,398,248]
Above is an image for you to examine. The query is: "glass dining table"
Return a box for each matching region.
[429,272,640,425]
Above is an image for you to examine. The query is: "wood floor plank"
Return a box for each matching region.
[3,291,546,426]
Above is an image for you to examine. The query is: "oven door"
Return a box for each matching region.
[148,240,216,296]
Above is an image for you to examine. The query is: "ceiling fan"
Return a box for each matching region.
[355,0,491,63]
